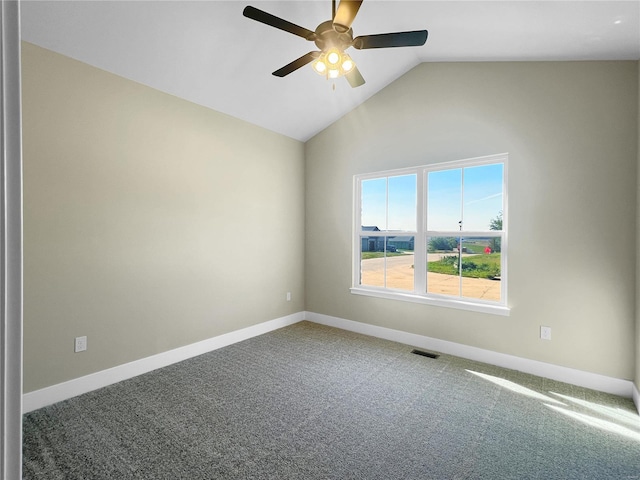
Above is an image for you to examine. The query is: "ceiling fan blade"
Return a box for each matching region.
[333,0,363,33]
[243,6,316,40]
[272,52,321,77]
[345,66,365,88]
[353,30,428,49]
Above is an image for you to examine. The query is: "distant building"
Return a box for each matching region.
[388,236,414,251]
[361,227,414,252]
[361,226,385,252]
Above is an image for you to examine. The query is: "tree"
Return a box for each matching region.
[488,211,502,253]
[489,211,503,231]
[428,237,458,252]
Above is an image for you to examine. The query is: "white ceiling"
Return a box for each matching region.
[21,1,640,141]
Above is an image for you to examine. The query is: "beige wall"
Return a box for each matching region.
[306,61,638,381]
[21,43,305,393]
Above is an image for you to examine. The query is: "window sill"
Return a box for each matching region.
[350,287,510,316]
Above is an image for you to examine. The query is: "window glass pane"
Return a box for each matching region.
[427,168,462,231]
[460,237,502,302]
[385,236,414,291]
[360,237,415,291]
[426,236,461,297]
[388,174,417,231]
[360,239,385,287]
[361,178,387,230]
[462,164,504,232]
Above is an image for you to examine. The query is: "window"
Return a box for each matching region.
[352,154,508,315]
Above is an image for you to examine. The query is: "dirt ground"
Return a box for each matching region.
[360,253,501,302]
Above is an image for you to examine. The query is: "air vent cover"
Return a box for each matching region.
[411,349,439,359]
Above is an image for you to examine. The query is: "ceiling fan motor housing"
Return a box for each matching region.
[314,20,354,51]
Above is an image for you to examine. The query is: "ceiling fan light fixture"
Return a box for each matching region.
[312,49,356,80]
[313,59,327,74]
[326,48,341,65]
[341,56,354,72]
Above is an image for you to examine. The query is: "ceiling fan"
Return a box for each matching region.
[242,0,428,88]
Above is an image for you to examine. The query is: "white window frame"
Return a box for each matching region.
[351,153,509,316]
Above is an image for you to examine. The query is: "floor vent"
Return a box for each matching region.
[411,349,439,359]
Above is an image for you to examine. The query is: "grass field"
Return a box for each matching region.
[463,243,487,254]
[428,253,501,280]
[361,251,407,260]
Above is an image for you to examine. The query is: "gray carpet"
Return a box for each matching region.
[23,321,640,479]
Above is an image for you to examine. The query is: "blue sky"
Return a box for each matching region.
[361,163,503,232]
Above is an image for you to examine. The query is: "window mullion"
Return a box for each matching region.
[384,178,389,288]
[500,232,507,303]
[414,169,426,294]
[458,168,465,297]
[353,178,362,288]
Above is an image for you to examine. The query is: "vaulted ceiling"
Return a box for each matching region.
[21,1,640,141]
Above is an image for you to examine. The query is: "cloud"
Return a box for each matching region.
[465,192,503,205]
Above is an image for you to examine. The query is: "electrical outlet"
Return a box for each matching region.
[286,292,291,302]
[74,336,87,353]
[540,326,551,341]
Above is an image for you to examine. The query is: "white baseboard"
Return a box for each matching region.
[23,312,304,413]
[304,312,635,399]
[633,383,640,415]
